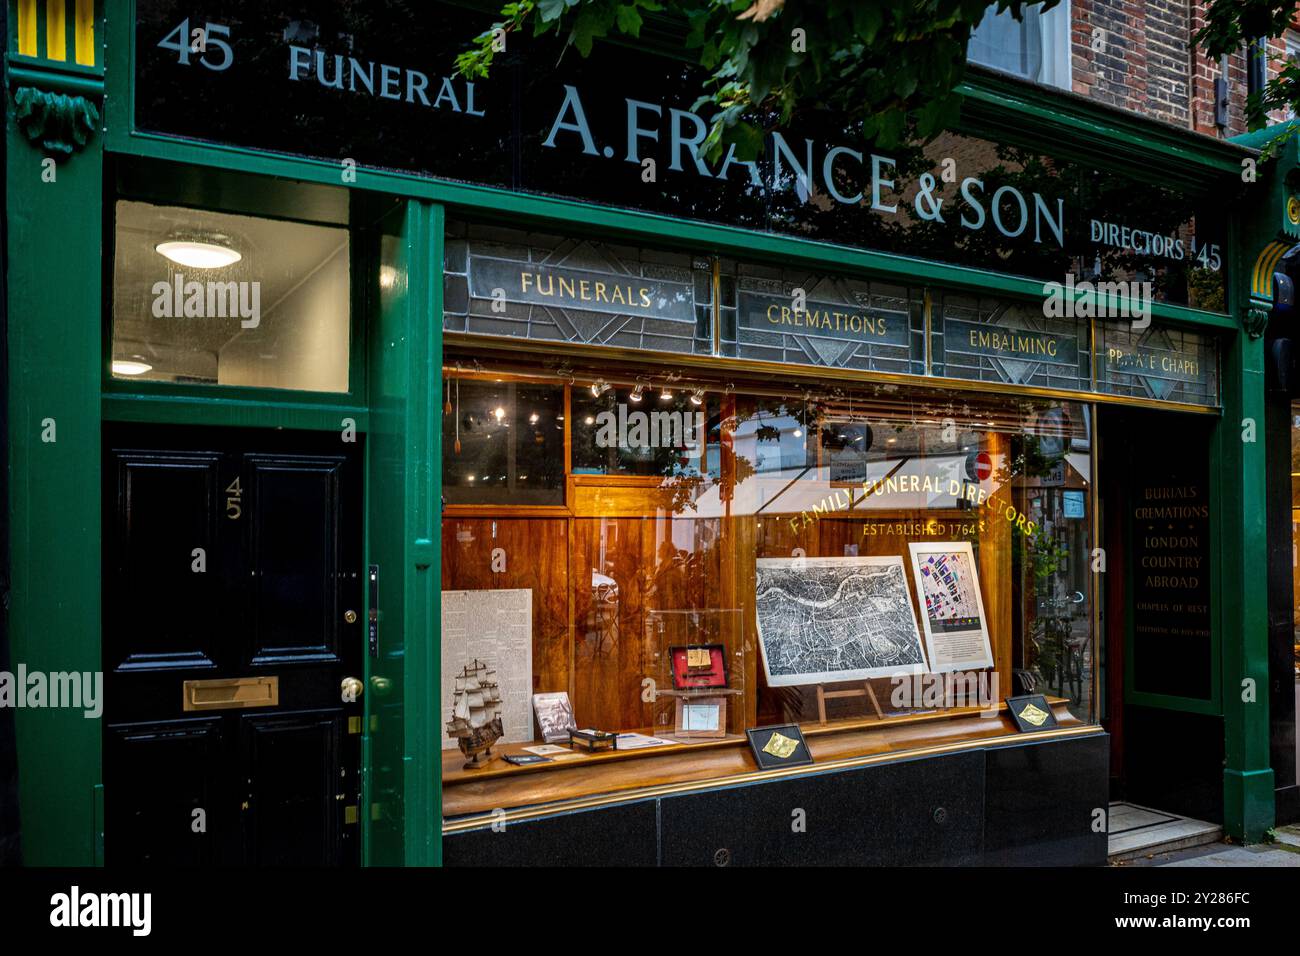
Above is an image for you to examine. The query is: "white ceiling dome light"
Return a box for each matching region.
[155,238,242,269]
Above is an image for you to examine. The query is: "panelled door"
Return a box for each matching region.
[103,424,365,865]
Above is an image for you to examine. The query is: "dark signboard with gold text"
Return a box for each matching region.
[1129,470,1213,702]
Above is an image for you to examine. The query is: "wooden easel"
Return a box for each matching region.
[816,681,885,723]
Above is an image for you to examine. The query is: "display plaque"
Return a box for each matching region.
[1005,695,1060,732]
[746,724,813,770]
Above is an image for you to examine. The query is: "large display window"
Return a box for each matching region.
[440,359,1097,813]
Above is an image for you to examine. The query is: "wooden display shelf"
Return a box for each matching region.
[441,733,745,785]
[442,698,1085,820]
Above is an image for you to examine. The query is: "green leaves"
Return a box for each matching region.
[455,0,1053,155]
[615,4,644,34]
[1194,1,1300,141]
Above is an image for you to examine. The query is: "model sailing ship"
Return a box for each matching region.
[446,659,505,768]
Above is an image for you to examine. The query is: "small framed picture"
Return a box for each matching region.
[668,643,729,690]
[532,691,577,744]
[673,696,727,739]
[746,723,813,770]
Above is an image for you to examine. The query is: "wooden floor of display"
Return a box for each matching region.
[442,698,1084,819]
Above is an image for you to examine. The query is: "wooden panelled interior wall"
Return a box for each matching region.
[441,382,1023,739]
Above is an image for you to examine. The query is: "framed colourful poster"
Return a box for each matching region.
[907,541,994,673]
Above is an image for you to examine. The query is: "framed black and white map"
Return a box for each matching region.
[907,542,994,673]
[754,556,928,686]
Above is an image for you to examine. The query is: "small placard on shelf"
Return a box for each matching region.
[1005,695,1059,732]
[746,724,813,770]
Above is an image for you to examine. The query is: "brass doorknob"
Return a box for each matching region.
[341,677,364,701]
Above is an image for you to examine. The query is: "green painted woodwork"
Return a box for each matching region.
[12,86,98,154]
[6,75,105,863]
[1216,320,1275,842]
[0,0,1277,866]
[363,201,442,866]
[1213,131,1294,843]
[960,68,1252,183]
[100,128,1238,334]
[101,394,369,432]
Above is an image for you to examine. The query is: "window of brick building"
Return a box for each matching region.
[969,0,1071,91]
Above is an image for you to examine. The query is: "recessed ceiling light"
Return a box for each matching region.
[155,240,241,269]
[112,359,152,376]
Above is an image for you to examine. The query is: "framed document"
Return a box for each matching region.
[668,643,729,689]
[907,541,994,673]
[755,555,927,686]
[673,696,727,739]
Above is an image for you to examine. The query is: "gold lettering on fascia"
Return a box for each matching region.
[968,329,1058,357]
[1105,347,1200,378]
[519,270,653,309]
[765,304,890,338]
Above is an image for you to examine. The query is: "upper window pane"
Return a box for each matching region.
[111,201,350,392]
[968,1,1070,90]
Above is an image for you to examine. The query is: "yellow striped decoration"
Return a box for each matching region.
[74,0,94,65]
[12,0,95,65]
[45,0,67,61]
[17,0,38,56]
[1251,240,1291,302]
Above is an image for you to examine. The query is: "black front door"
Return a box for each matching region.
[103,424,364,865]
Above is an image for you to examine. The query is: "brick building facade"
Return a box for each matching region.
[978,0,1298,136]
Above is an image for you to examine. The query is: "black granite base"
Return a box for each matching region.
[444,732,1109,867]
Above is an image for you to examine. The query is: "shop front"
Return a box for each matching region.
[3,0,1280,866]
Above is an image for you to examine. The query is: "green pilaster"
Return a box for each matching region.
[365,200,440,865]
[404,200,441,866]
[1218,208,1276,845]
[5,61,105,860]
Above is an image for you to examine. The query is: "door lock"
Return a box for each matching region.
[344,609,358,624]
[341,676,364,701]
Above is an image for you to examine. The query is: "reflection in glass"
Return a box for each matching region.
[442,379,565,506]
